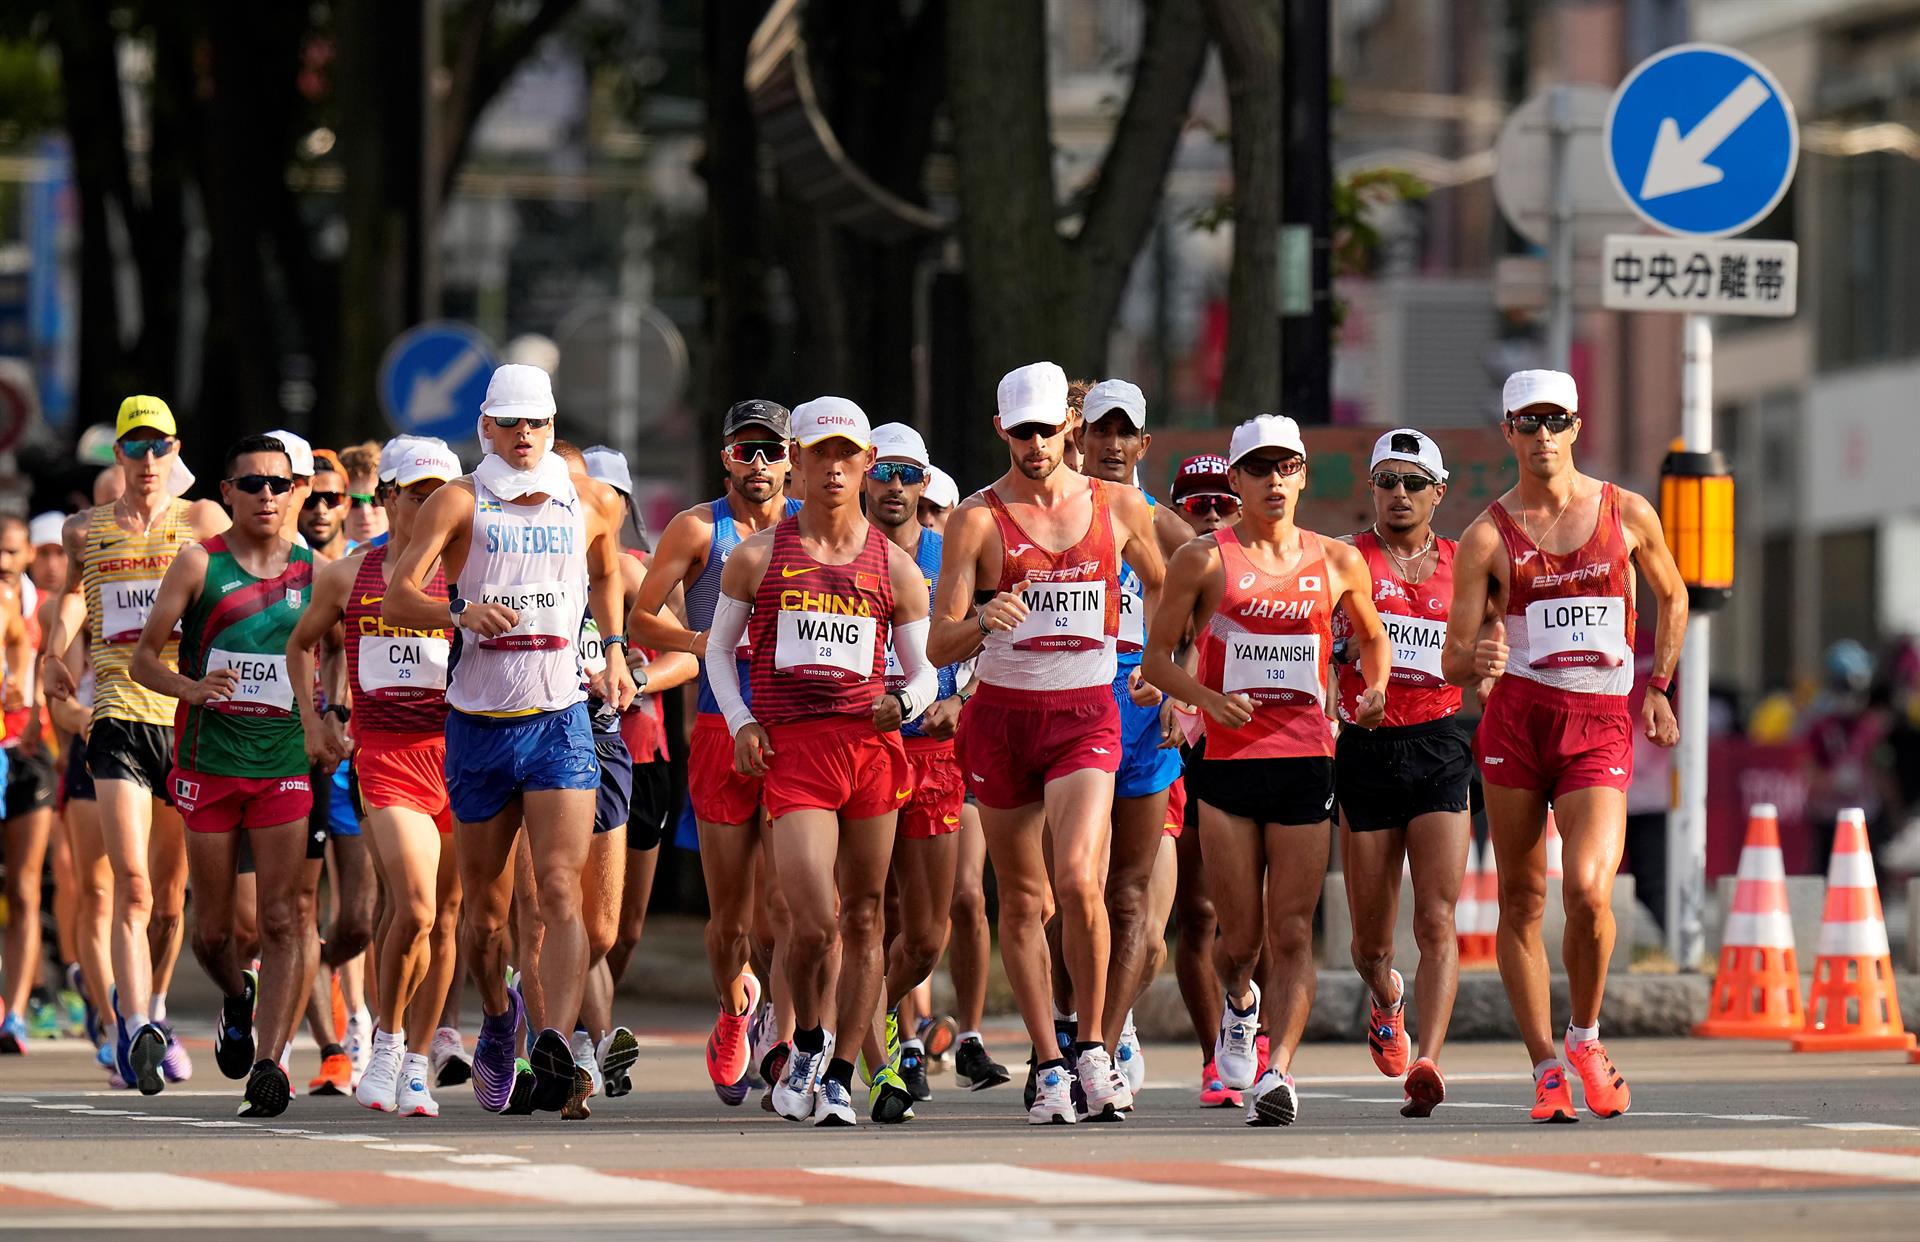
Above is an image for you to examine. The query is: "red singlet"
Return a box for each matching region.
[747,518,894,725]
[1195,526,1334,760]
[1333,531,1461,727]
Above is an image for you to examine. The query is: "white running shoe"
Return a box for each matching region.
[812,1075,857,1126]
[1214,981,1262,1090]
[773,1033,832,1122]
[429,1027,470,1087]
[571,1030,605,1100]
[347,1011,373,1083]
[1116,1011,1146,1097]
[1027,1061,1077,1125]
[1075,1046,1131,1120]
[1246,1068,1297,1127]
[354,1041,402,1113]
[396,1053,439,1118]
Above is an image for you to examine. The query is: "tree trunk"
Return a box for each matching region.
[1202,0,1282,419]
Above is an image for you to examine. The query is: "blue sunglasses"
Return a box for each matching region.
[868,463,927,485]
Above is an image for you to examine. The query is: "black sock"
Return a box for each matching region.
[824,1058,855,1090]
[1071,1040,1104,1059]
[321,1042,346,1060]
[1036,1057,1068,1072]
[794,1025,826,1054]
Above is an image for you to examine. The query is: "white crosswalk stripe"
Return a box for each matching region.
[0,1172,326,1210]
[814,1163,1255,1203]
[386,1163,791,1206]
[1232,1156,1710,1196]
[1657,1148,1920,1181]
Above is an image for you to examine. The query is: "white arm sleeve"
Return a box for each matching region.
[705,593,756,735]
[889,617,938,723]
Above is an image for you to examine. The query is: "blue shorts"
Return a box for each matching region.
[1112,668,1182,800]
[445,703,599,825]
[329,761,358,837]
[592,729,634,835]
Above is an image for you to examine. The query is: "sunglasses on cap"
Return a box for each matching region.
[724,441,789,466]
[349,492,377,507]
[868,463,926,485]
[1234,454,1306,479]
[304,491,345,510]
[486,415,552,430]
[1506,411,1577,435]
[119,436,177,458]
[1371,470,1437,494]
[1178,494,1240,517]
[226,474,294,495]
[1001,423,1061,442]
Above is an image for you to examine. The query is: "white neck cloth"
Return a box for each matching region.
[474,450,574,502]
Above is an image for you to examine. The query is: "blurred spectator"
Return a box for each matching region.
[1881,636,1920,874]
[1800,640,1902,884]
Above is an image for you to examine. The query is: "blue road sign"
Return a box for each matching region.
[1605,43,1797,238]
[377,321,497,443]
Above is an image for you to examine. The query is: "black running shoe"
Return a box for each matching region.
[529,1028,575,1113]
[128,1023,167,1096]
[956,1036,1010,1092]
[214,976,256,1080]
[899,1045,933,1102]
[501,1058,537,1115]
[238,1059,291,1117]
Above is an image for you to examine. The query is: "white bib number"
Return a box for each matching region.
[477,580,575,651]
[102,577,166,644]
[207,648,294,716]
[1525,595,1628,670]
[1222,632,1322,706]
[1383,614,1446,686]
[1008,580,1107,653]
[1116,577,1145,654]
[357,634,449,697]
[775,609,877,680]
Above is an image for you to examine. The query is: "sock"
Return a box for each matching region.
[569,1029,594,1066]
[1227,990,1257,1018]
[1051,1004,1076,1025]
[481,1007,514,1036]
[901,1037,925,1053]
[957,1029,981,1045]
[152,995,167,1025]
[1566,1022,1598,1048]
[1036,1057,1068,1073]
[824,1057,854,1090]
[124,1011,149,1032]
[351,1008,371,1029]
[402,1051,430,1080]
[1376,970,1404,1012]
[1533,1057,1562,1081]
[321,1042,347,1060]
[794,1025,826,1055]
[374,1028,404,1051]
[1071,1040,1104,1060]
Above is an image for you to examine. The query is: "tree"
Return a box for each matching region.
[1200,0,1280,419]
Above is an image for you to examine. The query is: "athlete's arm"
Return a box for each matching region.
[622,548,699,693]
[1442,514,1507,686]
[188,499,230,540]
[876,540,936,733]
[928,500,1010,667]
[1621,488,1687,747]
[384,482,511,637]
[582,478,636,711]
[46,627,90,738]
[288,555,355,766]
[1142,538,1250,727]
[0,589,25,713]
[629,508,712,654]
[130,543,234,706]
[1114,486,1168,708]
[709,534,772,774]
[38,512,91,702]
[1152,503,1192,562]
[1325,539,1389,729]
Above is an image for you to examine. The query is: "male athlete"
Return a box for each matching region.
[1143,414,1389,1127]
[385,363,636,1119]
[131,435,315,1116]
[702,398,935,1126]
[1332,429,1474,1117]
[928,361,1163,1124]
[1441,370,1687,1122]
[42,395,226,1095]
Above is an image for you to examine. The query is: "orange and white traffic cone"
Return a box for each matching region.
[1458,839,1498,967]
[1544,808,1564,880]
[1455,839,1482,962]
[1695,804,1802,1039]
[1792,809,1916,1053]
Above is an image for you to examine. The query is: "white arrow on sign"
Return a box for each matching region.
[1638,74,1771,200]
[404,348,485,427]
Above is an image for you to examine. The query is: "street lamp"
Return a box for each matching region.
[1659,442,1735,613]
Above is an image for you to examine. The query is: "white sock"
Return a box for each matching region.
[1532,1057,1561,1081]
[374,1028,404,1051]
[1051,1004,1076,1024]
[901,1038,925,1053]
[124,1011,150,1032]
[569,1029,595,1066]
[1566,1022,1599,1047]
[151,995,167,1024]
[957,1029,981,1044]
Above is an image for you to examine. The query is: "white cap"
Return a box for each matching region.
[481,363,558,421]
[28,512,65,548]
[1227,414,1307,466]
[393,441,462,487]
[265,429,315,477]
[996,362,1069,429]
[379,436,421,483]
[790,396,872,449]
[869,422,930,468]
[1502,368,1578,414]
[583,446,633,495]
[1082,378,1146,429]
[168,458,195,498]
[923,466,959,510]
[1369,428,1449,482]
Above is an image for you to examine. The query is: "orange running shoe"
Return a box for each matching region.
[1366,969,1410,1077]
[705,970,762,1087]
[1530,1063,1577,1123]
[1563,1036,1631,1118]
[310,1051,353,1096]
[1401,1056,1445,1118]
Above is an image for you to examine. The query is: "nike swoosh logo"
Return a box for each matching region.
[780,565,821,578]
[360,594,384,605]
[894,788,913,799]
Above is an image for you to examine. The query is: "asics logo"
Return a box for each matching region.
[1239,572,1257,589]
[970,773,986,782]
[780,565,821,578]
[1090,746,1111,755]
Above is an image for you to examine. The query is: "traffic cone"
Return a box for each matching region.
[1455,839,1481,960]
[1791,809,1916,1053]
[1543,809,1564,879]
[1458,839,1497,967]
[1695,804,1802,1039]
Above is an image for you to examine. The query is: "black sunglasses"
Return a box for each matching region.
[1001,423,1059,441]
[1234,455,1305,479]
[1371,470,1437,494]
[1178,495,1240,517]
[226,474,294,495]
[487,415,552,430]
[304,491,345,509]
[1507,412,1577,435]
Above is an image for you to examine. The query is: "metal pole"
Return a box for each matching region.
[1669,312,1712,967]
[1545,85,1574,371]
[1280,0,1332,423]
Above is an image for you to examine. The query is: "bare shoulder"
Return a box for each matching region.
[731,525,776,564]
[1320,535,1366,575]
[1613,483,1661,530]
[1456,509,1504,560]
[1169,532,1223,576]
[315,550,362,592]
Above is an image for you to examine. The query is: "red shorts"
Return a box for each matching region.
[171,767,313,834]
[356,731,453,833]
[1162,775,1186,839]
[762,716,909,821]
[956,683,1121,810]
[690,712,764,826]
[1475,675,1634,797]
[900,736,963,840]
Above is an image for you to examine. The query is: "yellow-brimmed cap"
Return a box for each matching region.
[116,395,177,439]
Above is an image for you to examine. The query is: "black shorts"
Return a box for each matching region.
[87,718,176,802]
[5,747,57,816]
[628,759,671,851]
[308,765,331,860]
[593,730,634,835]
[1181,741,1203,829]
[63,739,96,805]
[1188,752,1335,825]
[1336,715,1473,832]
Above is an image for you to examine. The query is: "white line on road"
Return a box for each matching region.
[388,1163,790,1206]
[369,1143,457,1153]
[444,1153,529,1165]
[1806,1122,1919,1132]
[1656,1148,1920,1181]
[815,1164,1255,1204]
[1233,1156,1709,1197]
[0,1171,327,1211]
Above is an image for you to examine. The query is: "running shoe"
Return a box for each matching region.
[310,1049,353,1096]
[238,1059,292,1118]
[705,970,761,1089]
[128,1022,167,1095]
[1214,981,1262,1090]
[110,988,134,1082]
[1116,1011,1145,1096]
[1402,1056,1445,1118]
[883,1009,901,1070]
[1027,1062,1077,1125]
[158,1022,193,1083]
[215,975,257,1079]
[396,1053,439,1118]
[430,1027,471,1088]
[1531,1063,1577,1123]
[27,997,61,1040]
[1367,969,1410,1078]
[60,988,88,1039]
[916,1013,958,1061]
[0,1012,28,1054]
[329,972,348,1054]
[471,991,524,1113]
[745,1002,773,1090]
[598,1027,641,1099]
[529,1027,583,1114]
[356,1041,403,1112]
[898,1044,932,1102]
[1198,1059,1242,1109]
[953,1036,1009,1091]
[715,1071,751,1106]
[773,1034,831,1123]
[1563,1036,1631,1119]
[759,1041,790,1114]
[95,1043,116,1071]
[1246,1069,1297,1127]
[347,1010,373,1083]
[1074,1047,1131,1121]
[1255,1033,1272,1081]
[814,1075,858,1127]
[501,1058,537,1115]
[867,1064,915,1123]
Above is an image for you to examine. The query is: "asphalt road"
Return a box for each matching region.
[3,1013,1919,1240]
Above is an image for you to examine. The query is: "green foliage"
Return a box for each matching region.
[1332,166,1427,278]
[0,40,60,144]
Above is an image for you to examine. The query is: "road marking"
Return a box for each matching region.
[369,1143,457,1153]
[184,1120,258,1129]
[444,1153,529,1165]
[815,1163,1255,1204]
[0,1172,327,1211]
[1657,1148,1920,1181]
[300,1132,388,1143]
[388,1164,790,1207]
[1807,1122,1918,1132]
[1233,1156,1708,1197]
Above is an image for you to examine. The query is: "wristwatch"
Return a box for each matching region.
[976,611,992,636]
[889,690,913,722]
[323,705,350,724]
[602,634,628,655]
[448,597,470,628]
